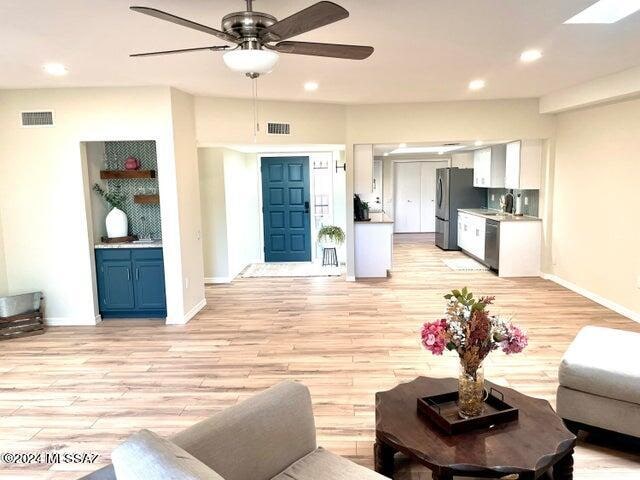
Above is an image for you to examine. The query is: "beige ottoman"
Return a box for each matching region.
[557,325,640,438]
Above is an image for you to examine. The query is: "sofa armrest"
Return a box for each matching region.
[170,381,317,480]
[76,465,115,480]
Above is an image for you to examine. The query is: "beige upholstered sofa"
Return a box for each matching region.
[79,381,386,480]
[556,325,640,438]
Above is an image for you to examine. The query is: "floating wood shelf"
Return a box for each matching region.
[134,194,160,205]
[100,170,156,180]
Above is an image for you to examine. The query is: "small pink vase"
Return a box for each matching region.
[124,156,141,170]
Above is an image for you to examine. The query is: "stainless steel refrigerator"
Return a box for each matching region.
[435,168,487,250]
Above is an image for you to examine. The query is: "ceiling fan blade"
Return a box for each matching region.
[130,6,239,43]
[130,46,229,58]
[260,1,349,42]
[271,41,373,60]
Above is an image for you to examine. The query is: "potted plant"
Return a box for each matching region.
[93,184,128,238]
[317,225,345,247]
[361,201,370,221]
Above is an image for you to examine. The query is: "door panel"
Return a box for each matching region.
[100,261,135,311]
[420,162,448,232]
[394,162,422,233]
[261,156,311,262]
[133,260,167,310]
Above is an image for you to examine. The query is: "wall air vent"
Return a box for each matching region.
[266,122,291,136]
[21,111,54,127]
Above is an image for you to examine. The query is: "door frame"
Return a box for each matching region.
[257,153,320,263]
[391,157,452,233]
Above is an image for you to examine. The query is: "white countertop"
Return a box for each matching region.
[458,208,541,222]
[95,241,163,249]
[355,212,394,224]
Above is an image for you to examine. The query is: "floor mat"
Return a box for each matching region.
[443,257,489,271]
[241,262,345,278]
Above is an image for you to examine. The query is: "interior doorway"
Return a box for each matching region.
[394,160,448,233]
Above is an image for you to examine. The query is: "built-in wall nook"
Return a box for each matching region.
[83,140,167,319]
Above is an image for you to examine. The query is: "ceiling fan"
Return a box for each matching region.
[130,0,374,78]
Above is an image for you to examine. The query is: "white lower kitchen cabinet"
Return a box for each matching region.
[497,221,542,277]
[457,209,541,277]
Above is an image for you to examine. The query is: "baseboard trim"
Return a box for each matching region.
[204,276,231,284]
[45,315,101,326]
[542,273,640,323]
[346,275,356,282]
[167,298,207,325]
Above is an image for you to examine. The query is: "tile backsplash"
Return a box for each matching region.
[487,188,539,217]
[104,141,162,239]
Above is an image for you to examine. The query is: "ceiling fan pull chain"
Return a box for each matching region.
[252,76,260,143]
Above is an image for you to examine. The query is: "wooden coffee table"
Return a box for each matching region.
[375,377,576,480]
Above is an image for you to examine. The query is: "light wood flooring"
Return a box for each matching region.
[0,233,638,479]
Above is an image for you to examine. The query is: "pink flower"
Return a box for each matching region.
[501,324,528,354]
[421,319,448,356]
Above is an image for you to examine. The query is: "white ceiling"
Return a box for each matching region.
[3,0,640,104]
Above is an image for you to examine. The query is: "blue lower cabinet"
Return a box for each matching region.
[96,248,167,318]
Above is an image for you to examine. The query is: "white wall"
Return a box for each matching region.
[169,89,206,321]
[550,97,640,318]
[85,142,108,243]
[195,97,346,146]
[223,150,261,279]
[0,87,198,325]
[199,147,261,282]
[0,209,7,296]
[199,148,229,282]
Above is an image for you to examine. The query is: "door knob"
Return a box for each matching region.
[304,201,309,213]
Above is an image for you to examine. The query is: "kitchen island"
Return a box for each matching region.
[355,212,394,278]
[458,209,541,277]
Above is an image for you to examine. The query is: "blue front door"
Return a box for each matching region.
[261,156,311,262]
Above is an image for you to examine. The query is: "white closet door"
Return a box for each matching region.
[420,161,448,232]
[394,162,422,233]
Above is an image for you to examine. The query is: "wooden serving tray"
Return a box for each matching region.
[417,387,518,435]
[100,235,138,244]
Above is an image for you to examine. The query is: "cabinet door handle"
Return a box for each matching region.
[136,268,140,281]
[127,270,130,281]
[476,229,479,236]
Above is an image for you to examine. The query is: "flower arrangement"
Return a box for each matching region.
[421,287,528,417]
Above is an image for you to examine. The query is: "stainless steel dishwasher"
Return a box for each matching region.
[484,220,500,271]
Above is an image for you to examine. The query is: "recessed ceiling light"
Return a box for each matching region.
[304,81,319,91]
[398,143,407,148]
[383,152,389,157]
[564,0,640,24]
[520,49,543,63]
[474,141,484,147]
[390,146,466,155]
[468,79,485,91]
[42,63,68,76]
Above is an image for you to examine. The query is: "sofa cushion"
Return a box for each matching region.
[559,326,640,405]
[112,429,225,480]
[271,447,387,480]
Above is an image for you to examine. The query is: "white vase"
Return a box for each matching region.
[105,207,128,238]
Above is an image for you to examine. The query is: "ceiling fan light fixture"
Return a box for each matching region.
[223,49,279,76]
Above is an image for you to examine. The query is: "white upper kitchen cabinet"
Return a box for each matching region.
[473,145,506,188]
[354,144,374,194]
[505,140,543,190]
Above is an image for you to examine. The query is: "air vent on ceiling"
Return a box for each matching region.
[266,122,291,136]
[21,111,54,127]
